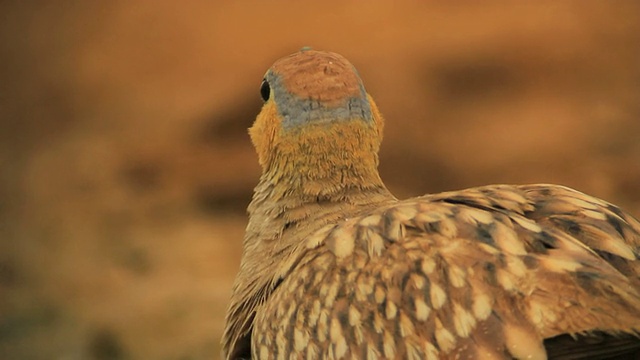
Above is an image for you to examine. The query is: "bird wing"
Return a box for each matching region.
[251,184,640,359]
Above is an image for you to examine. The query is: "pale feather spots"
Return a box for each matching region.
[497,189,528,205]
[415,210,445,223]
[494,222,527,255]
[394,204,418,222]
[604,237,635,260]
[317,310,329,342]
[505,256,527,278]
[497,268,516,291]
[385,219,404,242]
[414,298,431,321]
[366,230,385,257]
[581,209,607,221]
[511,215,543,233]
[330,318,348,358]
[528,302,544,330]
[373,311,384,333]
[478,243,500,254]
[383,331,397,358]
[356,281,374,302]
[402,239,421,251]
[423,342,439,360]
[434,318,457,352]
[293,328,309,352]
[582,226,636,260]
[260,345,269,359]
[294,306,307,327]
[331,341,348,359]
[279,303,295,330]
[453,302,477,337]
[308,299,322,327]
[527,302,558,331]
[366,344,381,360]
[421,258,436,274]
[350,307,365,345]
[448,265,467,288]
[459,208,494,225]
[275,299,287,318]
[503,323,545,360]
[543,304,558,324]
[438,217,459,238]
[564,196,600,210]
[348,306,362,326]
[306,343,319,360]
[374,285,386,304]
[430,283,447,309]
[328,226,355,258]
[472,293,493,321]
[409,273,426,289]
[399,312,416,337]
[322,279,340,309]
[358,214,381,227]
[539,198,582,214]
[540,256,582,273]
[405,347,421,360]
[385,299,398,319]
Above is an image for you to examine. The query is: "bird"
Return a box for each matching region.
[222,48,640,360]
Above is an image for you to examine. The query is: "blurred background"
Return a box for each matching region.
[1,1,639,359]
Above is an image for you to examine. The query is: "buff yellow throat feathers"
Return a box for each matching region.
[223,49,640,360]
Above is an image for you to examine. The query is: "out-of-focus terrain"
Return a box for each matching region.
[1,2,639,359]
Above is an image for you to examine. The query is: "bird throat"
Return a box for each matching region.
[251,118,391,221]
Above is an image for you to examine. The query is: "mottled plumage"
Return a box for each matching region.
[222,49,640,359]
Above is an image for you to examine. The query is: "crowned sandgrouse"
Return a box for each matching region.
[222,49,640,359]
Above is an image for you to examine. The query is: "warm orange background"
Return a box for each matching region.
[1,2,639,359]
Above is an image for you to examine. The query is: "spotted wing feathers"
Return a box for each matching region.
[251,184,640,359]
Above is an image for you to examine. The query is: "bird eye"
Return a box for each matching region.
[260,79,270,101]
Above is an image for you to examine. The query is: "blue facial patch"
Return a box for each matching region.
[266,71,373,130]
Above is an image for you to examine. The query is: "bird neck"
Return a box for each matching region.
[248,120,394,235]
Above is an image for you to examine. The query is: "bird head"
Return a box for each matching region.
[249,49,385,176]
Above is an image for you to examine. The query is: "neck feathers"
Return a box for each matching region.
[248,95,392,225]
